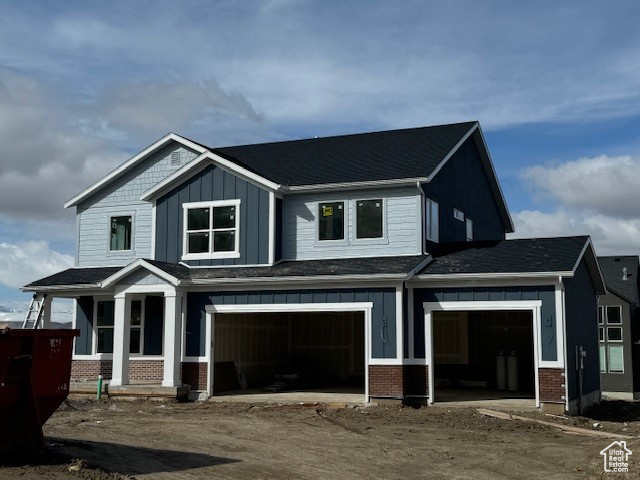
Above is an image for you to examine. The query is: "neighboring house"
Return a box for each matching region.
[23,121,606,414]
[597,256,640,400]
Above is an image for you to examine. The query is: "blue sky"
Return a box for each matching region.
[1,0,640,308]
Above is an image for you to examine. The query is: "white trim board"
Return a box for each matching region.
[423,300,543,408]
[205,302,373,401]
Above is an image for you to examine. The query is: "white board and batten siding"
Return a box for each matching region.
[76,143,198,267]
[282,187,421,260]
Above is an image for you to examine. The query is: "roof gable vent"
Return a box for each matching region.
[171,151,181,166]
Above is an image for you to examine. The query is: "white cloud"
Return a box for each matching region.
[0,241,74,288]
[522,155,640,218]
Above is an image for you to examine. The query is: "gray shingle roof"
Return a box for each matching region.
[597,256,640,304]
[419,237,590,275]
[212,122,477,186]
[25,255,429,288]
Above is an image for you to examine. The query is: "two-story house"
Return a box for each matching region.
[24,121,605,414]
[597,256,640,400]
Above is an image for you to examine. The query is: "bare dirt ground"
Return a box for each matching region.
[2,400,639,479]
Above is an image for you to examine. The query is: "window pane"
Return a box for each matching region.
[426,199,439,242]
[187,208,209,230]
[130,300,141,326]
[609,345,624,372]
[356,200,383,239]
[598,306,604,324]
[213,231,235,252]
[129,328,141,354]
[213,206,236,229]
[318,202,344,241]
[607,327,622,341]
[96,301,114,327]
[466,218,473,241]
[97,328,114,353]
[188,232,209,253]
[599,327,604,341]
[110,216,132,251]
[607,306,621,324]
[599,345,606,372]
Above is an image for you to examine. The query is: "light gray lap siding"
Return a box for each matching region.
[76,143,198,267]
[282,187,421,260]
[154,164,270,266]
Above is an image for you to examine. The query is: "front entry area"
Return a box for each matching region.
[205,304,370,403]
[432,310,535,403]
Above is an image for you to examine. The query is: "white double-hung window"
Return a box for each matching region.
[182,200,241,260]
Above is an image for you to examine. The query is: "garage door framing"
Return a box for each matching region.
[423,300,543,408]
[205,302,374,401]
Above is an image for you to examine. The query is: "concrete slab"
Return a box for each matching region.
[209,387,366,405]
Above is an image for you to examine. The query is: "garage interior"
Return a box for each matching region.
[211,311,365,397]
[433,310,535,402]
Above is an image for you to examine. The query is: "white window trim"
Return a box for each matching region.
[107,213,135,254]
[182,199,241,261]
[351,197,388,245]
[425,198,439,243]
[93,296,115,356]
[205,302,373,401]
[423,300,544,408]
[315,199,349,245]
[606,326,623,343]
[607,344,624,374]
[128,297,145,356]
[453,208,465,222]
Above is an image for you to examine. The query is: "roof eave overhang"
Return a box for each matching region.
[283,177,429,193]
[573,237,607,295]
[21,284,103,293]
[100,259,181,288]
[411,271,574,282]
[183,273,408,286]
[64,133,209,209]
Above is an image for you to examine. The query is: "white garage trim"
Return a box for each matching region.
[423,300,543,408]
[205,302,374,402]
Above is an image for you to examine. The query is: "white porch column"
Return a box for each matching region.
[40,295,52,329]
[162,291,183,387]
[111,293,131,386]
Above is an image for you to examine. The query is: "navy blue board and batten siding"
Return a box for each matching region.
[412,286,558,361]
[75,296,94,355]
[423,136,506,250]
[155,164,270,266]
[186,289,397,359]
[564,258,600,401]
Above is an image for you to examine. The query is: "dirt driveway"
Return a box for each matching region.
[2,400,639,479]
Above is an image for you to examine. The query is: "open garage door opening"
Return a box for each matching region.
[433,310,535,403]
[211,311,365,400]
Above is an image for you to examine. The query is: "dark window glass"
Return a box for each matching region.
[188,232,209,253]
[607,327,622,341]
[130,328,141,354]
[356,200,383,239]
[607,306,621,324]
[110,216,132,251]
[318,202,344,241]
[599,327,604,341]
[97,328,114,353]
[214,231,235,252]
[598,307,604,324]
[96,301,114,327]
[213,206,236,229]
[187,208,209,230]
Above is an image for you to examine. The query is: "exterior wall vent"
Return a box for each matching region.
[171,151,181,166]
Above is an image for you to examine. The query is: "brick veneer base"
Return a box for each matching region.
[368,365,404,397]
[182,362,207,390]
[71,359,164,383]
[539,367,565,403]
[71,360,113,382]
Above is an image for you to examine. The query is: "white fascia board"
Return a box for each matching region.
[412,271,572,282]
[140,151,280,201]
[64,133,208,209]
[100,259,180,288]
[21,284,102,293]
[183,273,407,287]
[283,177,429,193]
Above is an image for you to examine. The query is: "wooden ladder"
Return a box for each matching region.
[22,293,47,329]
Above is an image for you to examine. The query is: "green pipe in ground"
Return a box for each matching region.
[97,374,103,401]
